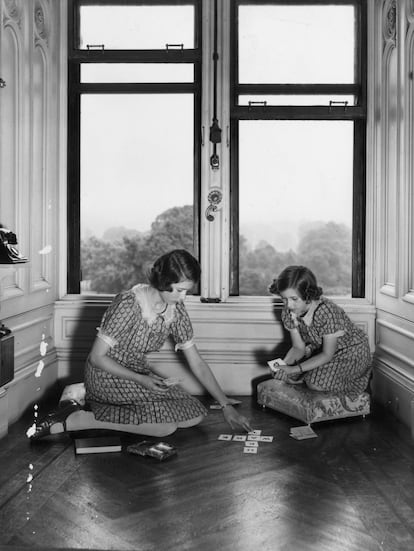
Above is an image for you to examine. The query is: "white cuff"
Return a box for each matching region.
[96,329,118,348]
[175,339,195,352]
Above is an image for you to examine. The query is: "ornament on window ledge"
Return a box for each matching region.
[0,224,28,264]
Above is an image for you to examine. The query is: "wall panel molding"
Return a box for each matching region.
[374,0,414,325]
[55,298,376,395]
[0,5,25,300]
[0,0,65,430]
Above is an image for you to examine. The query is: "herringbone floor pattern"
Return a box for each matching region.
[1,396,414,551]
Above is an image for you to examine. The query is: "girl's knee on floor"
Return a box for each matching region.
[177,414,205,429]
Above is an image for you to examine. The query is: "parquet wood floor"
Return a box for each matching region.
[1,396,414,551]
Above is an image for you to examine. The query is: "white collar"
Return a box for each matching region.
[132,284,175,325]
[300,300,320,327]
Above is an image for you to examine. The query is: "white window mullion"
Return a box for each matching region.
[200,0,231,301]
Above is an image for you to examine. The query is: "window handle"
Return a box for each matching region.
[248,101,267,111]
[205,189,223,222]
[329,100,348,111]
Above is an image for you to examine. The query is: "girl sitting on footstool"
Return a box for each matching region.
[268,265,371,396]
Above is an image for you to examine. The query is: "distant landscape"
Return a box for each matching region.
[81,205,352,296]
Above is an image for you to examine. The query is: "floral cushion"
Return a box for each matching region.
[257,379,370,425]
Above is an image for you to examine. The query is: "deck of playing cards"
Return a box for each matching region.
[127,441,177,460]
[289,425,318,440]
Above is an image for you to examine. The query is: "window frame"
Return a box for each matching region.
[67,0,202,294]
[229,0,367,297]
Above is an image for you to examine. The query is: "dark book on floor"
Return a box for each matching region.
[74,436,122,454]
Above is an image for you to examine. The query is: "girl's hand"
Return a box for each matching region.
[137,374,169,393]
[225,397,242,406]
[222,405,253,432]
[279,364,302,378]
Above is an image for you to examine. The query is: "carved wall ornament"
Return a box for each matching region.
[383,0,397,46]
[3,0,22,27]
[408,0,414,20]
[34,1,49,44]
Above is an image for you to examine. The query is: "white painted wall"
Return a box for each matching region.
[370,0,414,428]
[0,0,67,430]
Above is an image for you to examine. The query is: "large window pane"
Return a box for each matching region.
[79,5,195,50]
[80,94,194,294]
[238,5,355,84]
[238,121,353,297]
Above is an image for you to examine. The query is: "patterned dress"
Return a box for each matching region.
[84,284,208,425]
[281,297,372,396]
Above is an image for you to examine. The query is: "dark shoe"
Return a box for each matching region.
[28,399,82,440]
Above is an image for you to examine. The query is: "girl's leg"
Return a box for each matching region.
[305,379,326,391]
[50,410,178,437]
[177,414,205,428]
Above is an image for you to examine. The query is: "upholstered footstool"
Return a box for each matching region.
[257,379,370,425]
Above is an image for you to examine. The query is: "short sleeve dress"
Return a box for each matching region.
[84,284,208,425]
[281,297,372,396]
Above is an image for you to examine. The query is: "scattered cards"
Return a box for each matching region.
[259,435,274,443]
[217,430,274,455]
[218,434,232,441]
[243,447,257,454]
[290,425,318,440]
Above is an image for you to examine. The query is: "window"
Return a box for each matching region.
[68,0,367,299]
[231,0,367,297]
[67,0,201,294]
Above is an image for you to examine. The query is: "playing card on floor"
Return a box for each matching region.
[290,425,317,440]
[258,436,274,442]
[232,435,247,441]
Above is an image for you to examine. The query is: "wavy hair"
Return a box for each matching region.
[269,265,323,302]
[148,249,201,292]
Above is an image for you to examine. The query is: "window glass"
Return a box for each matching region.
[79,5,195,50]
[238,95,356,107]
[80,94,194,294]
[238,120,353,297]
[81,63,194,83]
[238,5,355,84]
